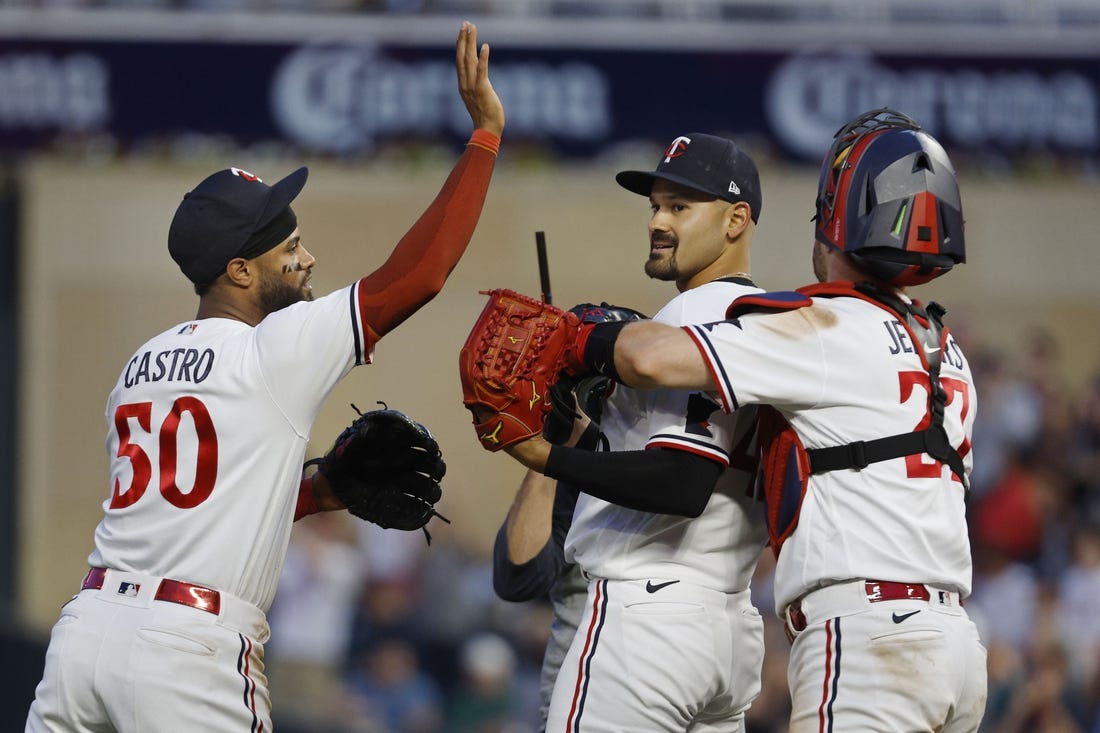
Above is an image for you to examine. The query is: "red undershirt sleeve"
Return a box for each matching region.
[293,475,319,521]
[357,129,500,339]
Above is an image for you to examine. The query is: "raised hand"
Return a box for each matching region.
[456,21,505,137]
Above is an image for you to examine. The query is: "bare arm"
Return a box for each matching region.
[293,472,346,521]
[492,392,593,601]
[492,474,579,601]
[613,321,715,391]
[503,404,591,561]
[307,472,346,512]
[502,470,559,564]
[455,20,505,137]
[503,437,552,472]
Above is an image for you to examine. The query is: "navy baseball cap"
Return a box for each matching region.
[616,133,762,223]
[168,166,309,286]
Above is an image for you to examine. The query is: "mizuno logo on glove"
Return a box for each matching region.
[480,420,504,445]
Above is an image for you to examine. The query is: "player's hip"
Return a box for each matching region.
[575,555,758,596]
[577,569,758,606]
[28,582,274,732]
[549,577,765,732]
[784,589,987,732]
[782,578,968,636]
[74,566,269,641]
[574,575,765,673]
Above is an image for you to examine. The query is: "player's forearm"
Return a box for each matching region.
[504,435,553,473]
[394,133,500,300]
[570,320,713,391]
[613,321,713,390]
[502,469,557,563]
[358,132,500,338]
[294,473,347,521]
[492,524,561,602]
[544,445,721,517]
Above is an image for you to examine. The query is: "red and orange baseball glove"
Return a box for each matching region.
[458,289,581,451]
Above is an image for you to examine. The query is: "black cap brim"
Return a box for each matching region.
[259,166,309,228]
[616,170,724,201]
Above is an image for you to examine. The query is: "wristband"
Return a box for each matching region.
[467,129,501,155]
[575,421,603,452]
[293,475,319,521]
[581,321,629,383]
[544,444,570,482]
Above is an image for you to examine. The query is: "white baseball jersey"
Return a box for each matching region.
[89,280,377,613]
[545,279,768,732]
[565,278,767,593]
[684,290,976,612]
[684,288,986,733]
[27,282,380,733]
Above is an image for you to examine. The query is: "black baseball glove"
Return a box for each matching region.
[543,374,613,447]
[542,302,648,447]
[306,403,449,542]
[567,302,649,325]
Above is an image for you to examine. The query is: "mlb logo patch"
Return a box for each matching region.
[117,582,140,597]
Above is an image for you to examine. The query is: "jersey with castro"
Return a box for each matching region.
[684,290,976,613]
[564,277,767,592]
[92,282,376,613]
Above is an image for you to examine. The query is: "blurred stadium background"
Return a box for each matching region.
[2,1,1100,731]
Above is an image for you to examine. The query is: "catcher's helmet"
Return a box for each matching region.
[814,108,965,286]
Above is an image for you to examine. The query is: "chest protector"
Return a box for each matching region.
[727,281,969,556]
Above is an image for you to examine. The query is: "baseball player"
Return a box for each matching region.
[493,465,587,730]
[492,378,603,731]
[25,21,503,733]
[494,134,769,732]
[554,109,987,732]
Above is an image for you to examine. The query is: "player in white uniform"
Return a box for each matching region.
[25,22,503,733]
[562,109,987,732]
[493,445,588,730]
[496,134,768,732]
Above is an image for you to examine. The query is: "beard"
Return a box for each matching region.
[644,233,679,281]
[258,272,312,314]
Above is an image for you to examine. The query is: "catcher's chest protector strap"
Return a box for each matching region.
[728,282,969,555]
[803,282,968,495]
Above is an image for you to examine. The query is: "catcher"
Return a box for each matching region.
[298,403,448,543]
